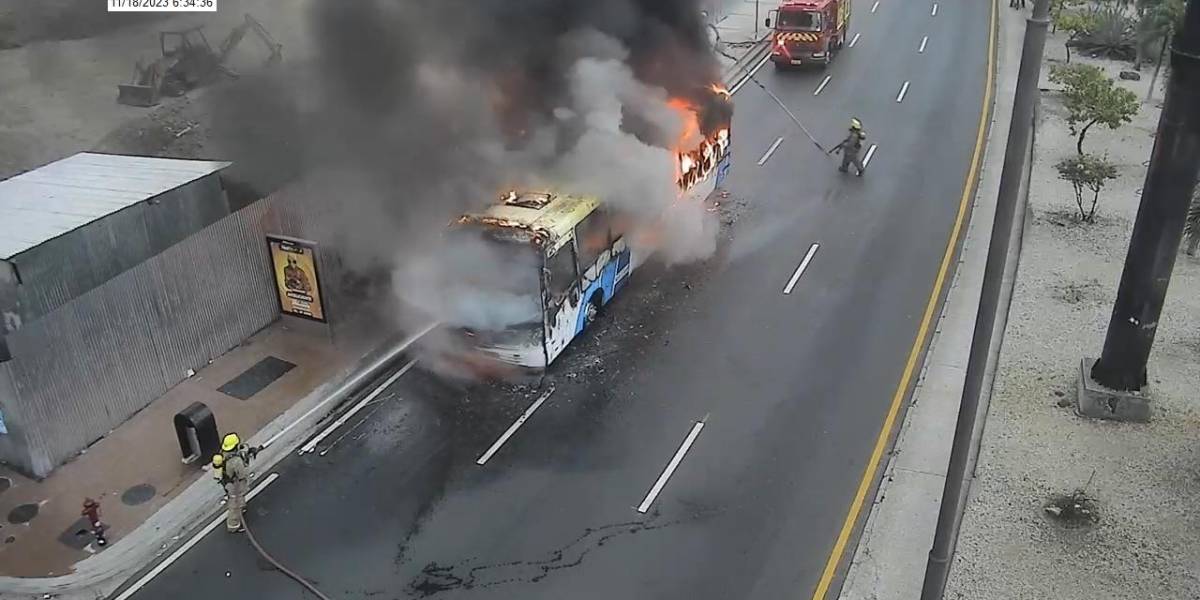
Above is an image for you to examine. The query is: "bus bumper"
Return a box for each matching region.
[428,327,547,380]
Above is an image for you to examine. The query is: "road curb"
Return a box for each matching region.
[722,39,771,89]
[0,325,433,600]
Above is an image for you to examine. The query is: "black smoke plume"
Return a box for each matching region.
[210,0,731,346]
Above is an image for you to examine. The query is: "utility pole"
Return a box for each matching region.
[1090,0,1200,393]
[919,0,1052,597]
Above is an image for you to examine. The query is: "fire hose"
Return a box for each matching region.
[242,513,333,600]
[746,76,831,155]
[715,46,833,156]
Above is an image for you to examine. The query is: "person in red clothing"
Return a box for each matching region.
[81,498,107,547]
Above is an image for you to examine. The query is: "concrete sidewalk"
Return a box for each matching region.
[838,2,1030,599]
[0,319,349,578]
[709,0,774,84]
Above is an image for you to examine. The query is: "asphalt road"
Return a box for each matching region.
[119,1,994,598]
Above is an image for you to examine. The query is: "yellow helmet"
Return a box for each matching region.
[221,433,240,452]
[850,118,863,130]
[211,453,224,467]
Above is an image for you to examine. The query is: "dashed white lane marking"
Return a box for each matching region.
[476,387,556,465]
[849,33,862,47]
[932,3,939,16]
[113,473,282,600]
[730,54,771,95]
[896,81,911,103]
[919,35,928,53]
[757,137,786,166]
[300,359,417,455]
[637,421,706,513]
[872,0,880,12]
[783,243,821,295]
[863,144,880,168]
[814,75,833,95]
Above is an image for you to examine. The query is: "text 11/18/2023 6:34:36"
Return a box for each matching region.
[109,0,216,12]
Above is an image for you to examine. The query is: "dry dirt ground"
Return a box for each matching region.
[0,0,311,182]
[944,31,1200,600]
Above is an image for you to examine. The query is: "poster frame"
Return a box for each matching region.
[265,234,328,324]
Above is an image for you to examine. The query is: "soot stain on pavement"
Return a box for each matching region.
[407,514,703,597]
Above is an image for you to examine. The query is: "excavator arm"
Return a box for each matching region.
[118,13,281,107]
[218,14,282,66]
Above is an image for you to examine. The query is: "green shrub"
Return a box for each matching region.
[1056,154,1119,222]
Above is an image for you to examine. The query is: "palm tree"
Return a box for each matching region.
[1185,189,1200,256]
[1136,0,1185,101]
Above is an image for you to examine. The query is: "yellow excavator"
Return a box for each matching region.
[117,14,282,107]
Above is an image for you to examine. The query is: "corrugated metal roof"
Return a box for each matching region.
[0,153,231,260]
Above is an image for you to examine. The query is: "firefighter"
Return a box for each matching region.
[829,118,867,176]
[220,433,249,533]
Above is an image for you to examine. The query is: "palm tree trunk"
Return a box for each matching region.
[1145,33,1169,103]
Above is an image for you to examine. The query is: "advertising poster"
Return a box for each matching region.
[267,236,326,322]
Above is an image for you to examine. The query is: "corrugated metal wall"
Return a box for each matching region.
[3,200,279,475]
[0,362,33,470]
[8,176,232,327]
[144,200,277,385]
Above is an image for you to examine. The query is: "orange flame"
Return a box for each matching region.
[667,97,704,151]
[665,89,732,199]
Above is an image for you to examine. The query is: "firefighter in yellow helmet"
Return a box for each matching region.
[219,433,249,533]
[829,117,867,176]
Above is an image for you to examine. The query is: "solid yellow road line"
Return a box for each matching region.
[808,0,999,597]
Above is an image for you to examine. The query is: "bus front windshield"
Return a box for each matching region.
[440,226,543,331]
[778,10,822,31]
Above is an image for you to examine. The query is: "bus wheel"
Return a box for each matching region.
[584,296,601,327]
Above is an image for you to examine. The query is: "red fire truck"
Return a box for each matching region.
[766,0,852,69]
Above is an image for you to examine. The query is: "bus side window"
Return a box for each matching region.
[575,209,612,269]
[545,242,579,303]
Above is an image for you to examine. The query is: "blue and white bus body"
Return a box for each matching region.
[448,129,731,373]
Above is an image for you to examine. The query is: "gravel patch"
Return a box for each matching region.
[945,31,1200,600]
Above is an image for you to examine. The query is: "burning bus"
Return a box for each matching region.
[431,86,732,375]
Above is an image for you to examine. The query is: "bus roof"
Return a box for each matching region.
[456,191,600,252]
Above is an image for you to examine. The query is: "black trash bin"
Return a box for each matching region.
[174,402,219,465]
